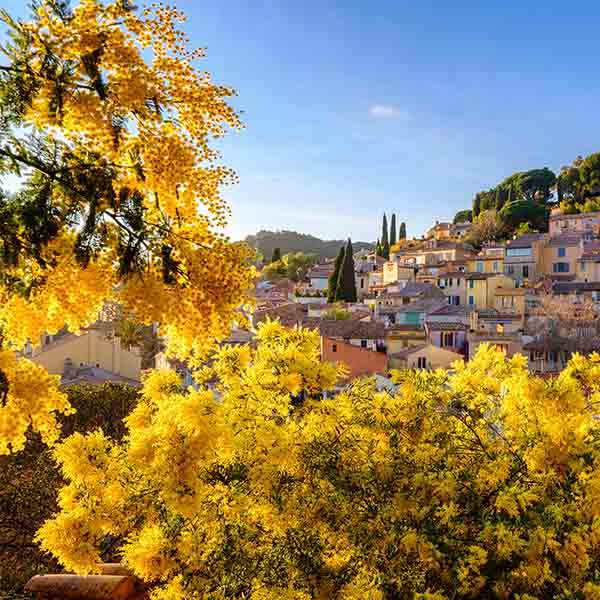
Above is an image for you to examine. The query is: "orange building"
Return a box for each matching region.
[321,336,388,380]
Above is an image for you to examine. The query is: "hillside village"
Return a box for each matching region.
[251,204,600,385]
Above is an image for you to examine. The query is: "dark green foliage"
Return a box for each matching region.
[270,247,281,263]
[399,221,406,240]
[499,200,548,232]
[0,383,140,595]
[244,230,371,260]
[453,210,472,224]
[327,246,345,303]
[381,214,388,247]
[389,214,397,246]
[334,239,357,303]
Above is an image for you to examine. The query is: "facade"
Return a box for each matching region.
[425,321,468,355]
[27,327,142,383]
[465,273,515,310]
[504,234,545,284]
[321,336,388,380]
[426,221,452,240]
[467,255,504,275]
[437,271,468,306]
[577,240,600,281]
[540,234,584,279]
[395,240,472,266]
[389,343,463,371]
[382,261,417,285]
[549,208,600,236]
[385,325,427,354]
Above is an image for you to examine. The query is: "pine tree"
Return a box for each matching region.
[399,222,407,240]
[335,239,357,303]
[271,247,281,263]
[390,214,397,246]
[327,246,345,303]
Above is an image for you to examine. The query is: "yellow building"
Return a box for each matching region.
[493,287,528,317]
[437,271,468,306]
[540,234,584,279]
[467,255,504,275]
[465,273,515,310]
[27,326,142,382]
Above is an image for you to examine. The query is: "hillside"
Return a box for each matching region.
[244,230,373,259]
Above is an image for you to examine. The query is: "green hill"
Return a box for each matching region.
[244,230,373,260]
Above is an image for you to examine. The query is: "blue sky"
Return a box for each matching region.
[2,1,600,242]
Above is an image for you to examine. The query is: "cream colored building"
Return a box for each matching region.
[382,261,417,285]
[540,234,584,279]
[390,343,463,371]
[27,326,142,382]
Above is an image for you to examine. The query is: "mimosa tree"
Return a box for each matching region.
[0,0,254,453]
[37,323,600,599]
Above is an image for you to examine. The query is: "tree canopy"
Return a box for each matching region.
[334,239,357,303]
[35,324,600,599]
[453,210,472,224]
[0,0,255,453]
[327,245,345,303]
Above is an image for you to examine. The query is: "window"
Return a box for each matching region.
[448,278,453,287]
[558,247,566,257]
[417,356,427,369]
[476,261,484,273]
[469,279,475,289]
[522,265,529,278]
[506,265,515,275]
[442,332,455,347]
[493,261,499,272]
[553,262,569,273]
[582,262,587,271]
[332,344,337,353]
[360,278,364,289]
[496,323,505,334]
[468,295,475,306]
[360,340,367,348]
[506,247,532,257]
[447,295,460,306]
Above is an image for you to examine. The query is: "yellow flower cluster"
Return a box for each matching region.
[0,350,70,455]
[36,337,600,597]
[1,0,254,450]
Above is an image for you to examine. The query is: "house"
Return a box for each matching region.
[577,240,600,281]
[254,279,296,307]
[451,222,472,239]
[467,255,504,275]
[551,281,600,307]
[504,234,545,284]
[467,310,524,359]
[389,343,463,371]
[382,261,418,285]
[395,240,472,266]
[321,336,388,380]
[426,221,453,241]
[385,325,427,354]
[375,282,446,310]
[465,273,515,310]
[60,364,141,388]
[312,320,385,352]
[549,206,600,236]
[378,297,447,327]
[308,263,334,291]
[426,303,472,326]
[523,336,578,375]
[437,271,468,306]
[368,269,384,293]
[26,325,142,384]
[540,233,585,280]
[425,321,468,356]
[493,287,531,320]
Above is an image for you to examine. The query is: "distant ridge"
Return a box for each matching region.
[244,230,373,259]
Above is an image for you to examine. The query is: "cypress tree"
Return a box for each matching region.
[381,214,389,247]
[399,222,406,240]
[327,246,345,303]
[335,238,357,303]
[271,247,281,263]
[390,214,397,246]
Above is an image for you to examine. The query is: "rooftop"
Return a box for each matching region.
[506,234,544,249]
[308,319,385,339]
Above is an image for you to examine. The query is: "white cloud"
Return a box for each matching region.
[369,104,408,120]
